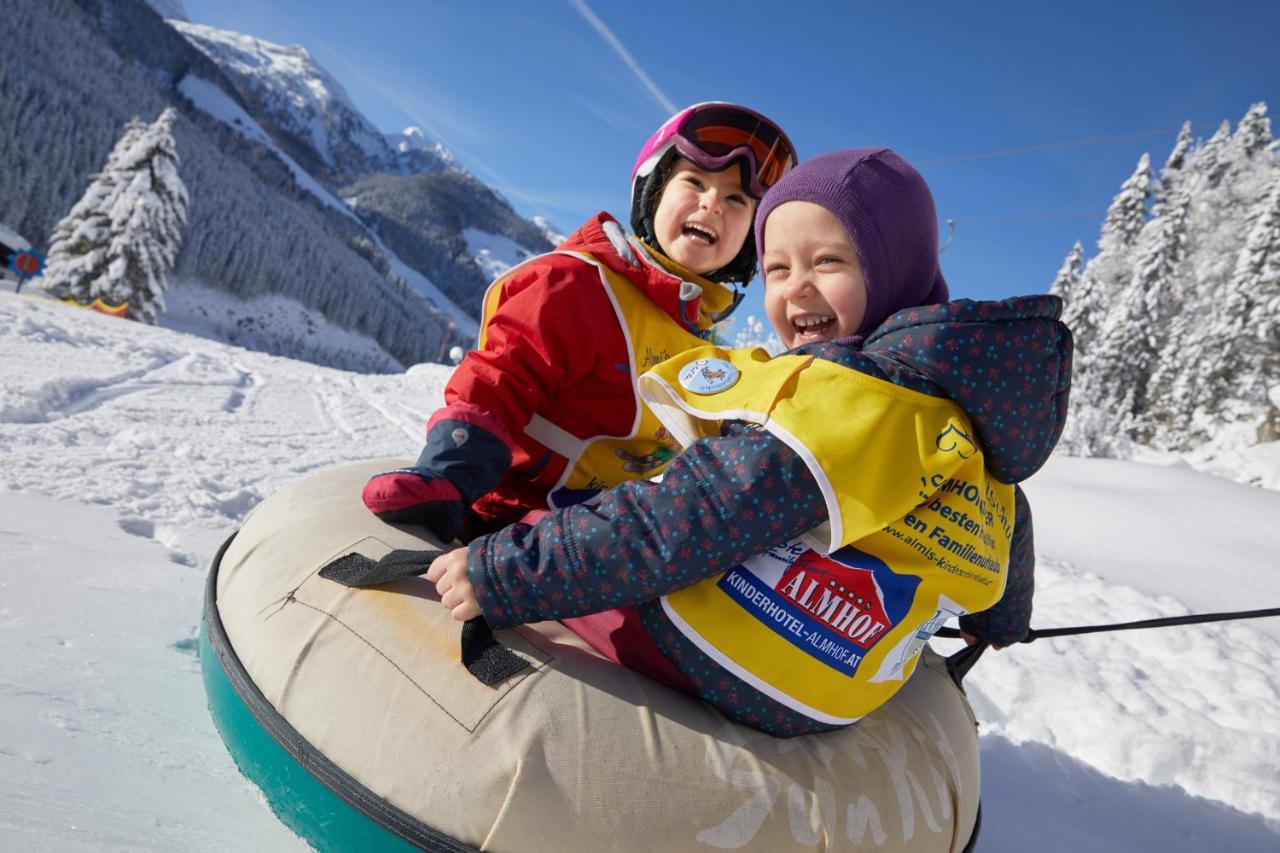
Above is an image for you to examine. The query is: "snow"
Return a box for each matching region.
[530,215,567,246]
[159,278,406,374]
[368,230,479,339]
[171,22,387,168]
[463,226,535,282]
[0,223,31,252]
[2,289,1278,850]
[175,77,477,339]
[176,75,359,222]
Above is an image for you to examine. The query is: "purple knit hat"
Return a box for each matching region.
[755,148,949,337]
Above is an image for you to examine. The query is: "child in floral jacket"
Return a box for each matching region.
[429,150,1072,736]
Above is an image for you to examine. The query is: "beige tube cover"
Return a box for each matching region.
[215,461,982,852]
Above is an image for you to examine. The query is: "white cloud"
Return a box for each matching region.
[567,0,677,116]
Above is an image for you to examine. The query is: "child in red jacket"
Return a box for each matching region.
[362,103,797,541]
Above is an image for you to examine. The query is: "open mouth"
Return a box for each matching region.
[680,222,719,245]
[791,313,837,341]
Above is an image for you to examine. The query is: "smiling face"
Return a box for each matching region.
[651,158,756,276]
[762,201,868,347]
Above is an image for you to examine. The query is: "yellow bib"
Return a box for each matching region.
[639,346,1015,724]
[478,243,727,507]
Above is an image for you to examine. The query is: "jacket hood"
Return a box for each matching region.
[797,295,1073,483]
[559,213,737,331]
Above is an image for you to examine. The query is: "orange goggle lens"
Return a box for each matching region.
[683,111,797,191]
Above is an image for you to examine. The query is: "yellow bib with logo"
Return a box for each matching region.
[478,242,734,507]
[638,346,1015,725]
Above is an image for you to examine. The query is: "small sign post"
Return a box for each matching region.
[8,249,45,293]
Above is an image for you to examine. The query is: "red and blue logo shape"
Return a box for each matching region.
[718,545,920,675]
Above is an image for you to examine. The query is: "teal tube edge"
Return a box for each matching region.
[199,617,420,852]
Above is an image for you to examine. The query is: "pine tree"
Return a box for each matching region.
[1207,176,1280,440]
[1063,154,1156,453]
[1234,102,1273,159]
[1050,241,1096,356]
[1120,179,1193,443]
[1153,121,1194,217]
[42,118,148,302]
[41,109,188,322]
[1049,241,1085,300]
[103,108,189,322]
[1196,121,1232,189]
[1098,153,1153,253]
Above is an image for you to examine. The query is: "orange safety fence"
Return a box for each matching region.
[61,297,129,318]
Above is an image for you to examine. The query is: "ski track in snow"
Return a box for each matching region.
[3,291,1279,849]
[1,294,445,563]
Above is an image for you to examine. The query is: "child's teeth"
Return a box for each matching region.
[796,315,834,328]
[683,224,717,243]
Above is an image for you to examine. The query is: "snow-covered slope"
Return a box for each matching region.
[171,22,394,177]
[2,290,1278,850]
[169,19,552,325]
[172,23,458,182]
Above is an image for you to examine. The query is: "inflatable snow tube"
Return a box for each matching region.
[201,460,983,852]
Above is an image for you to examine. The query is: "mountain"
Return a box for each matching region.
[2,0,465,371]
[1051,103,1279,481]
[170,21,405,182]
[169,20,556,319]
[341,170,553,316]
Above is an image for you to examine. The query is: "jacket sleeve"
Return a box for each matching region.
[959,485,1035,645]
[363,261,615,527]
[443,259,608,441]
[467,425,828,628]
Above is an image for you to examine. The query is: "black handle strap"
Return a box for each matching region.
[460,617,530,685]
[944,640,988,687]
[319,548,444,587]
[319,549,529,685]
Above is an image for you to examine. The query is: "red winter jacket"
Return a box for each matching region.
[443,212,735,530]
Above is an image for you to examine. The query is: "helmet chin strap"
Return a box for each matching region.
[707,281,746,323]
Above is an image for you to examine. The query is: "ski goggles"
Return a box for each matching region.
[636,104,798,198]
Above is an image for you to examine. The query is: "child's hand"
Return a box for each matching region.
[426,548,481,622]
[961,631,1004,651]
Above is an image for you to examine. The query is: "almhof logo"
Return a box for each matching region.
[776,551,892,648]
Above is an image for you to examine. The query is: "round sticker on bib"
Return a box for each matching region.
[678,358,740,395]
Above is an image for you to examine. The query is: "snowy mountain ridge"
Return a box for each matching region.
[170,17,557,320]
[171,21,413,178]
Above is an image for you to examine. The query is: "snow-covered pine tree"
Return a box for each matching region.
[1153,121,1193,217]
[1198,175,1280,442]
[42,118,148,303]
[1137,122,1211,447]
[1049,241,1085,301]
[1049,241,1094,363]
[42,108,188,322]
[1098,153,1153,253]
[1120,174,1193,443]
[1196,121,1232,190]
[101,107,189,322]
[1234,102,1273,159]
[1062,153,1155,453]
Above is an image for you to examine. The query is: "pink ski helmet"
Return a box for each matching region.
[630,102,797,288]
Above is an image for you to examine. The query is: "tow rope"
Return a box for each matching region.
[939,606,1280,685]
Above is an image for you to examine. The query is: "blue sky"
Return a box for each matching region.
[182,0,1279,326]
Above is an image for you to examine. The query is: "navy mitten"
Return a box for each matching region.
[363,415,512,542]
